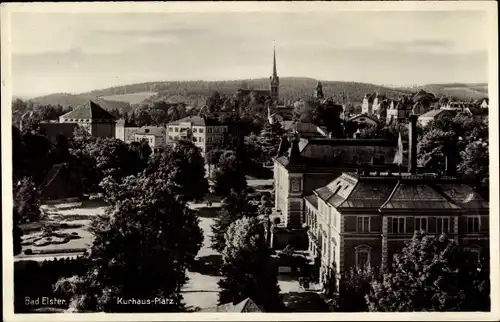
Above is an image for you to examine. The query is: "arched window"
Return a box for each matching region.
[355,244,372,267]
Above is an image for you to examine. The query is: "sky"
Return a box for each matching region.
[8,8,490,98]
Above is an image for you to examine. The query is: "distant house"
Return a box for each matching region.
[281,120,327,139]
[133,126,166,152]
[201,298,263,312]
[418,109,457,127]
[39,163,83,202]
[348,113,379,127]
[464,107,489,123]
[115,119,140,143]
[441,100,476,111]
[59,100,116,138]
[166,115,228,155]
[362,93,386,116]
[478,98,489,109]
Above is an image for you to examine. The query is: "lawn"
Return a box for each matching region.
[19,200,108,257]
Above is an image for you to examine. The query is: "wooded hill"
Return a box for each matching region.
[27,78,488,112]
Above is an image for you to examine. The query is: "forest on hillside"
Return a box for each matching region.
[82,78,413,107]
[24,78,488,117]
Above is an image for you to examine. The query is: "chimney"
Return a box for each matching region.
[289,137,301,163]
[444,136,458,177]
[276,135,289,156]
[408,115,418,174]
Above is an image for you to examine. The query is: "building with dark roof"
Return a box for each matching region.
[303,116,489,284]
[59,100,116,138]
[133,126,166,152]
[166,116,228,155]
[273,134,406,229]
[418,109,457,127]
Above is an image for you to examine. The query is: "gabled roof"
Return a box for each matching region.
[60,101,116,121]
[418,109,454,119]
[202,298,263,312]
[348,113,379,123]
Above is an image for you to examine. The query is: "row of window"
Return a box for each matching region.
[168,126,227,133]
[354,216,482,234]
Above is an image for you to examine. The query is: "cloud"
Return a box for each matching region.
[378,39,457,53]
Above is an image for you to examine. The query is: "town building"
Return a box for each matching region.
[347,113,379,127]
[281,120,328,139]
[58,100,116,138]
[441,100,476,111]
[133,126,166,152]
[166,115,228,155]
[115,119,140,143]
[418,109,457,127]
[304,116,489,283]
[464,107,489,123]
[479,98,489,108]
[386,96,427,125]
[361,93,386,116]
[273,136,405,230]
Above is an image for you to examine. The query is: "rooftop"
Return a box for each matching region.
[201,298,263,312]
[312,172,488,211]
[135,126,165,136]
[60,101,116,121]
[168,115,223,126]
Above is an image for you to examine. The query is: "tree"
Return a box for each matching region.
[13,208,23,256]
[333,266,379,312]
[19,124,55,184]
[212,150,247,196]
[458,138,489,197]
[417,129,455,173]
[218,217,283,312]
[211,190,258,252]
[59,174,203,312]
[147,141,208,202]
[14,177,42,224]
[367,232,490,312]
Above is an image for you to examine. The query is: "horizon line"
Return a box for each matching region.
[12,77,489,100]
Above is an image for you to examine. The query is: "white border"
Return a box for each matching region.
[2,1,499,321]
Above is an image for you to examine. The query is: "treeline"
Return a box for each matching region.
[81,78,413,107]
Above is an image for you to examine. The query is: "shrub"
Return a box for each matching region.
[24,249,33,255]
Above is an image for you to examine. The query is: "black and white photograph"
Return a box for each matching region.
[1,1,498,320]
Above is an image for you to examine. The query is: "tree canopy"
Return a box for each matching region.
[59,173,203,312]
[218,216,283,312]
[366,232,490,312]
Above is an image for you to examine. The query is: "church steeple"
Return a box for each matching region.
[272,46,277,78]
[269,45,280,104]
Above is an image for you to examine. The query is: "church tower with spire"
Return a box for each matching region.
[269,46,280,104]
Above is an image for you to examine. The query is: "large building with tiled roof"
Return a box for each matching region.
[59,100,116,138]
[166,115,228,154]
[303,116,489,284]
[273,135,406,229]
